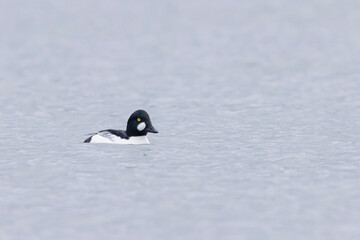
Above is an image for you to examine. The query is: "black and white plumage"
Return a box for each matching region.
[84,110,158,144]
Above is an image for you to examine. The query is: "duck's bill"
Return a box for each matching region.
[145,124,158,133]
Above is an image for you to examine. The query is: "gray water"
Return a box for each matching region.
[1,0,360,239]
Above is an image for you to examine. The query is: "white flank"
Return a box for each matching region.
[90,134,150,145]
[90,134,113,143]
[137,122,146,131]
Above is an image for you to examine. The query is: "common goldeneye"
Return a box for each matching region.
[84,109,158,144]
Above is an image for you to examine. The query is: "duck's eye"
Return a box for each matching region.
[137,118,141,122]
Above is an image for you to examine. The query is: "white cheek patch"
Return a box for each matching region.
[137,122,146,131]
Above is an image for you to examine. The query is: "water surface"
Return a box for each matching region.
[1,1,360,239]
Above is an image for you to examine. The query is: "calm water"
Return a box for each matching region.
[1,1,360,239]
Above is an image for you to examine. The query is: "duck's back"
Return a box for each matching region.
[84,129,150,144]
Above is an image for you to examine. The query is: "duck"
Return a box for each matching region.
[84,109,158,144]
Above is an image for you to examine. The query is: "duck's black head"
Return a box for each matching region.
[126,109,158,137]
